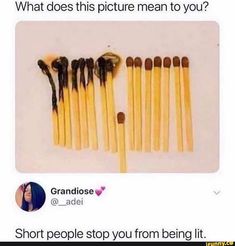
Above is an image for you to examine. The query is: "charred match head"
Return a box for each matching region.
[106,59,113,73]
[182,56,189,67]
[78,58,86,87]
[117,112,125,124]
[126,57,133,67]
[163,57,171,68]
[71,59,80,90]
[173,56,180,67]
[37,59,57,111]
[97,57,106,85]
[38,60,49,75]
[134,57,142,67]
[154,56,162,67]
[145,58,153,70]
[86,58,94,83]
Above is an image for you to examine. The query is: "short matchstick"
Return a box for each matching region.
[117,112,127,173]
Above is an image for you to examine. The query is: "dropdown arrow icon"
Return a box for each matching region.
[214,191,221,195]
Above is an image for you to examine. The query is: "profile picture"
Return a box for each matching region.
[15,182,46,212]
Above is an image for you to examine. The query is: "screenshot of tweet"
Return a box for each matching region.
[0,0,234,244]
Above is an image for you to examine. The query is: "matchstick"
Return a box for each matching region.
[78,58,89,148]
[173,56,183,152]
[97,57,109,151]
[51,58,65,147]
[134,57,142,151]
[117,112,127,173]
[71,59,81,150]
[144,58,153,152]
[37,60,59,145]
[106,59,117,153]
[153,56,162,151]
[86,58,98,150]
[162,57,171,152]
[60,57,72,148]
[182,57,193,151]
[126,57,134,150]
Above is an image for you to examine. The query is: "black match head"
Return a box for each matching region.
[86,58,94,69]
[78,58,85,70]
[71,59,80,70]
[37,59,49,74]
[60,56,69,67]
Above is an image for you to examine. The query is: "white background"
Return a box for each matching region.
[0,0,235,241]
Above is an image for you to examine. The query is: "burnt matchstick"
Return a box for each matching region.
[153,57,162,151]
[51,58,65,147]
[97,57,109,151]
[106,59,117,153]
[86,58,98,150]
[126,57,134,150]
[59,56,72,148]
[162,57,171,152]
[144,58,153,152]
[71,59,81,150]
[173,56,183,152]
[182,57,193,151]
[134,57,142,151]
[37,59,59,145]
[78,58,89,148]
[117,112,127,173]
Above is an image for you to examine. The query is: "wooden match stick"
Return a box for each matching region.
[173,56,183,152]
[71,59,81,150]
[37,60,59,145]
[97,57,109,151]
[162,57,171,152]
[51,58,65,147]
[78,58,89,148]
[60,57,72,148]
[182,57,193,151]
[117,112,127,173]
[106,59,117,153]
[144,58,153,152]
[126,57,134,150]
[86,58,98,150]
[134,57,142,151]
[153,57,162,151]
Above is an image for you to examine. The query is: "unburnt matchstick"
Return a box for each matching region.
[86,58,98,150]
[153,56,162,151]
[78,58,89,148]
[162,57,171,152]
[134,57,142,151]
[182,57,193,151]
[126,57,134,150]
[71,59,81,150]
[144,58,152,152]
[97,57,109,151]
[173,56,183,152]
[117,112,127,173]
[106,59,117,153]
[51,58,65,147]
[37,59,59,145]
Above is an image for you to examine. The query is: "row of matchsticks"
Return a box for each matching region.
[37,55,193,172]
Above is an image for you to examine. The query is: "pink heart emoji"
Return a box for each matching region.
[95,189,102,196]
[101,186,106,191]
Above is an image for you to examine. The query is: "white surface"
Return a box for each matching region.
[16,21,219,173]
